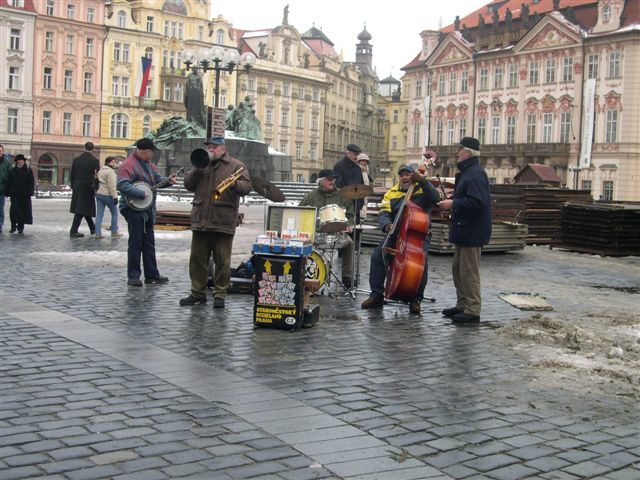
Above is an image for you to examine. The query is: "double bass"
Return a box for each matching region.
[382,156,436,300]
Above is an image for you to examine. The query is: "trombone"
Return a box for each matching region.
[212,168,245,200]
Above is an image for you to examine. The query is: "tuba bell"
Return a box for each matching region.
[190,148,212,169]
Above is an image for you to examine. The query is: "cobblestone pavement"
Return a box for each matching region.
[1,199,639,480]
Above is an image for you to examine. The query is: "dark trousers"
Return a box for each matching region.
[122,209,160,280]
[70,214,95,234]
[189,230,234,299]
[368,236,430,302]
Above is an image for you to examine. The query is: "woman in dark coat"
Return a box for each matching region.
[6,154,34,234]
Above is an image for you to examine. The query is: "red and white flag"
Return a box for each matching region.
[135,56,152,97]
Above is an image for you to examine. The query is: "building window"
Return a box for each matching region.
[508,63,518,88]
[295,143,303,160]
[63,112,72,135]
[392,136,398,150]
[605,110,618,143]
[298,86,304,98]
[45,32,54,51]
[526,114,536,143]
[296,112,304,129]
[46,0,54,15]
[477,118,486,144]
[281,109,289,125]
[581,180,591,191]
[144,47,153,59]
[66,35,74,55]
[545,58,556,83]
[587,54,599,79]
[247,78,256,91]
[309,144,317,161]
[477,68,487,90]
[174,83,183,102]
[542,113,554,142]
[426,75,433,96]
[560,112,571,143]
[43,67,53,89]
[219,90,227,108]
[311,113,318,130]
[83,72,93,93]
[42,111,52,133]
[392,109,399,123]
[143,115,151,136]
[438,74,445,95]
[608,51,621,77]
[10,29,20,50]
[163,21,169,37]
[112,76,120,96]
[266,108,273,125]
[459,118,467,139]
[198,26,204,41]
[279,141,288,154]
[144,80,152,99]
[493,66,503,89]
[602,181,614,201]
[122,44,130,63]
[528,61,539,84]
[178,23,183,40]
[8,108,18,134]
[82,114,91,136]
[120,76,129,97]
[113,43,121,62]
[313,88,319,101]
[146,16,154,32]
[64,69,73,91]
[8,67,20,90]
[461,71,468,93]
[506,116,516,144]
[267,80,274,94]
[563,57,573,82]
[66,4,75,19]
[491,117,500,144]
[110,113,129,138]
[163,82,171,101]
[449,73,457,94]
[447,120,455,145]
[87,7,95,22]
[85,38,94,57]
[282,83,290,97]
[216,29,224,45]
[415,79,422,98]
[117,10,126,28]
[435,121,443,146]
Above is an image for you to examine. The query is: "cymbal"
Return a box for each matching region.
[339,184,373,200]
[252,176,285,202]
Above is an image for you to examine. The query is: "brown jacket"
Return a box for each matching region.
[184,154,251,235]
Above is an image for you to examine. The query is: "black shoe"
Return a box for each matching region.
[409,301,421,314]
[442,307,463,318]
[145,276,169,284]
[127,278,143,287]
[213,297,225,308]
[10,227,17,234]
[70,232,84,238]
[180,295,207,306]
[451,312,480,323]
[361,297,384,309]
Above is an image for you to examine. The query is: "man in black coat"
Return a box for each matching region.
[437,137,492,323]
[69,142,100,237]
[333,143,365,223]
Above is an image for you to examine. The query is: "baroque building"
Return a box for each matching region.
[378,75,407,186]
[30,0,105,185]
[402,0,639,201]
[0,0,36,158]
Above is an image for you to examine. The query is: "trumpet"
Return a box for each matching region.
[212,167,245,200]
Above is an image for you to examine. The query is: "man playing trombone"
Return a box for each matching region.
[179,136,252,308]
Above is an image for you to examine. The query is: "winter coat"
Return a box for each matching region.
[0,156,12,195]
[69,151,100,217]
[97,164,118,199]
[378,180,440,233]
[117,152,167,223]
[6,165,34,225]
[333,155,366,214]
[183,154,251,235]
[448,156,492,246]
[298,186,355,229]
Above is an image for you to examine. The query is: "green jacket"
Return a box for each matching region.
[299,186,355,226]
[0,156,13,195]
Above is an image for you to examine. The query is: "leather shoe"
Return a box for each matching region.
[127,278,143,287]
[442,307,463,318]
[409,301,421,314]
[451,312,480,323]
[361,297,384,309]
[145,276,169,284]
[213,297,225,308]
[69,232,84,238]
[180,295,207,306]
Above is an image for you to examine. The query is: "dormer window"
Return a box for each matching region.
[602,4,612,22]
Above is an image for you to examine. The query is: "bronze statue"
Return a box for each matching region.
[184,71,206,129]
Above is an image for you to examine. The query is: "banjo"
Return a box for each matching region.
[125,167,186,212]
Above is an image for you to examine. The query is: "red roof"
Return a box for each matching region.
[515,164,562,183]
[0,0,37,11]
[304,38,338,57]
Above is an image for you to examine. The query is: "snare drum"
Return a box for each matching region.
[318,204,348,233]
[315,232,350,251]
[305,250,328,288]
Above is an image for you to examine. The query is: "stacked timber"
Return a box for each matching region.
[429,221,528,253]
[560,203,640,256]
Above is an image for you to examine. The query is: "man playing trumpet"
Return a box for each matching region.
[180,136,252,308]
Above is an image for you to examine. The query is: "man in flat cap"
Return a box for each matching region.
[299,168,355,288]
[437,137,492,323]
[117,138,176,287]
[361,164,440,314]
[179,136,252,309]
[333,144,366,224]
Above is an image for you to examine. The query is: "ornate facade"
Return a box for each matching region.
[402,0,639,201]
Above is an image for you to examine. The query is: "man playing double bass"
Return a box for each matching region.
[361,164,440,314]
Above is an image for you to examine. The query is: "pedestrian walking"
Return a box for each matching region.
[95,156,122,239]
[5,154,34,234]
[69,142,100,238]
[437,137,492,323]
[117,138,176,287]
[0,144,12,233]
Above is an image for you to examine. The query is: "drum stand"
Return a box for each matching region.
[344,220,370,298]
[318,237,354,299]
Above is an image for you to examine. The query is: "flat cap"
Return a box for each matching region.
[204,136,225,145]
[318,168,337,179]
[457,136,480,151]
[398,164,415,174]
[346,143,362,153]
[134,138,157,151]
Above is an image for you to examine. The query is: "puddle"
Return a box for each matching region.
[588,285,640,294]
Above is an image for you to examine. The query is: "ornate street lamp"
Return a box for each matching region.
[180,47,256,107]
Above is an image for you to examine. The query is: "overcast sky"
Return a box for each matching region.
[212,0,488,81]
